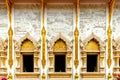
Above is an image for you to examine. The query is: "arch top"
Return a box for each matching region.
[48,33,72,51]
[15,32,40,51]
[81,33,104,50]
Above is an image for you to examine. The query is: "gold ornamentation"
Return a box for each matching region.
[75,73,78,80]
[21,39,34,51]
[74,27,79,68]
[74,0,79,69]
[86,39,99,50]
[108,0,115,25]
[6,0,14,69]
[108,73,112,80]
[53,39,67,51]
[8,72,12,80]
[107,0,115,68]
[42,73,46,80]
[41,0,46,69]
[42,26,46,68]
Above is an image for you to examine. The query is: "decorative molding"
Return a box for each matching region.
[81,33,105,51]
[15,32,39,51]
[107,0,115,69]
[48,33,72,51]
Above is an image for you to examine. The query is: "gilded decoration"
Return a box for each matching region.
[21,39,34,51]
[107,0,115,70]
[74,0,79,69]
[48,33,72,51]
[80,34,105,77]
[81,33,105,51]
[14,33,40,76]
[53,39,67,51]
[48,34,72,78]
[86,39,99,51]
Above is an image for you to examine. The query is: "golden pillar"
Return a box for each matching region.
[74,0,79,80]
[6,0,14,80]
[74,0,79,69]
[41,0,46,80]
[107,0,115,80]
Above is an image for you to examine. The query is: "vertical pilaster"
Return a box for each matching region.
[107,0,115,79]
[41,0,46,80]
[74,0,79,80]
[6,0,14,80]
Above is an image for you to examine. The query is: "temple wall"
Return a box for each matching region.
[46,4,74,40]
[79,4,106,41]
[0,4,8,39]
[113,3,120,39]
[14,4,41,40]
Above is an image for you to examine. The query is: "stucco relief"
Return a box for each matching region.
[47,4,74,40]
[0,4,8,39]
[14,4,41,40]
[113,3,120,39]
[79,4,106,41]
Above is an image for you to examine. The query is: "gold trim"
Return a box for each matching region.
[15,73,40,78]
[48,73,72,78]
[75,73,78,80]
[8,72,12,80]
[41,0,46,69]
[107,0,115,68]
[42,73,46,80]
[6,0,14,69]
[74,0,79,69]
[42,26,46,68]
[80,72,105,78]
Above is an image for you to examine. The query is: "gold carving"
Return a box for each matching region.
[75,73,78,80]
[53,39,67,51]
[42,73,46,80]
[41,0,46,69]
[108,73,112,80]
[86,39,99,50]
[42,26,46,68]
[107,0,115,68]
[74,27,79,69]
[108,0,115,25]
[8,72,12,80]
[6,0,14,69]
[21,39,34,51]
[107,26,112,68]
[74,0,79,69]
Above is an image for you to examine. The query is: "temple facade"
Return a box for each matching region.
[0,0,119,80]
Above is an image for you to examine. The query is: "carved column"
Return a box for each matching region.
[107,0,115,79]
[6,0,14,80]
[41,0,46,80]
[74,0,79,80]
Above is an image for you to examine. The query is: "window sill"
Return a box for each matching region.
[48,72,72,78]
[80,72,105,78]
[15,72,40,78]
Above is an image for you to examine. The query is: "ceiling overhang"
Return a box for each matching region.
[0,0,119,4]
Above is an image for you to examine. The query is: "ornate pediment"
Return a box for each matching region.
[48,33,72,51]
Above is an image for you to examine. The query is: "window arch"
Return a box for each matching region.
[48,33,72,78]
[80,33,105,78]
[15,33,40,78]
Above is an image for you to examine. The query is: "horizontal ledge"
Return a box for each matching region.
[0,73,7,76]
[80,72,105,78]
[48,73,72,78]
[15,72,40,78]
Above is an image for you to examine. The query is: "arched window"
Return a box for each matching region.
[48,34,72,78]
[21,39,34,72]
[86,39,99,72]
[53,39,67,72]
[15,33,40,78]
[80,34,105,78]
